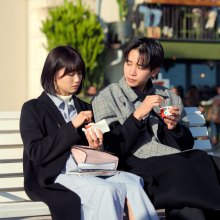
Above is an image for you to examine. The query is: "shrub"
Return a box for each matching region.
[40,0,106,91]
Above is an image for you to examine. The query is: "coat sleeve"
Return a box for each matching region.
[158,123,194,151]
[92,95,149,159]
[20,102,82,166]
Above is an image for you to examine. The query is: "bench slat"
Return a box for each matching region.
[0,134,23,146]
[0,148,23,160]
[0,201,50,218]
[193,140,212,150]
[0,191,29,203]
[188,114,206,127]
[0,177,24,190]
[0,187,24,193]
[0,120,19,132]
[185,107,201,115]
[190,127,208,138]
[0,162,23,174]
[0,112,20,120]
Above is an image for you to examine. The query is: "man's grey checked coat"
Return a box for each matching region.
[92,76,189,158]
[92,76,220,216]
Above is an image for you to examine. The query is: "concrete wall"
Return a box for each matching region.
[0,0,26,111]
[100,0,119,23]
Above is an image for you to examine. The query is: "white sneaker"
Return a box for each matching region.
[218,27,220,33]
[163,26,169,36]
[167,27,173,38]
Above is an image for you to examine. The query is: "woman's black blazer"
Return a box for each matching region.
[20,92,91,220]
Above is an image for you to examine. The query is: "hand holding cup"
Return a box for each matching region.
[158,106,180,130]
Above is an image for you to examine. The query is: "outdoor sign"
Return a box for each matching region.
[153,73,170,89]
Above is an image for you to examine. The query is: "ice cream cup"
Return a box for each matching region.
[160,106,174,118]
[85,125,100,139]
[85,123,94,130]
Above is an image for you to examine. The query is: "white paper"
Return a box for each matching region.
[77,162,116,170]
[82,119,110,140]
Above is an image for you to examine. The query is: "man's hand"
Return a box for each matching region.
[71,111,92,129]
[159,106,180,130]
[134,95,165,121]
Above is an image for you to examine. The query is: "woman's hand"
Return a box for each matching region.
[133,95,165,121]
[86,129,103,149]
[71,111,92,129]
[162,106,180,130]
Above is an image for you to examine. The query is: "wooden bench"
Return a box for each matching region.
[0,107,213,219]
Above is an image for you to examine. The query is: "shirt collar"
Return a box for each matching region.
[47,93,75,110]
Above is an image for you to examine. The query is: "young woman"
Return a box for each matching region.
[20,46,159,220]
[92,37,220,220]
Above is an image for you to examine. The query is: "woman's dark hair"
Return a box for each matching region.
[41,46,86,96]
[123,37,164,71]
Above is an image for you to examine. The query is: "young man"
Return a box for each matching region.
[92,37,220,220]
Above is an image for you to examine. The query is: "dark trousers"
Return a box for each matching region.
[166,155,220,219]
[118,152,220,220]
[166,207,220,220]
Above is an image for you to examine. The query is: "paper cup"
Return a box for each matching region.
[160,106,174,118]
[84,124,100,139]
[85,125,93,130]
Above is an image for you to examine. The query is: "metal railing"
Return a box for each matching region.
[128,4,220,41]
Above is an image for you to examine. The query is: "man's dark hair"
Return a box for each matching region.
[123,37,164,71]
[41,46,86,96]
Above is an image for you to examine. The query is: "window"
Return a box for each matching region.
[191,64,216,88]
[160,63,186,95]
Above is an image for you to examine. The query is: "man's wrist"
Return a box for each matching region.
[133,111,143,121]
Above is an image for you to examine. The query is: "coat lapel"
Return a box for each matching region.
[38,92,90,127]
[118,77,138,116]
[119,77,138,103]
[38,92,66,127]
[72,95,85,114]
